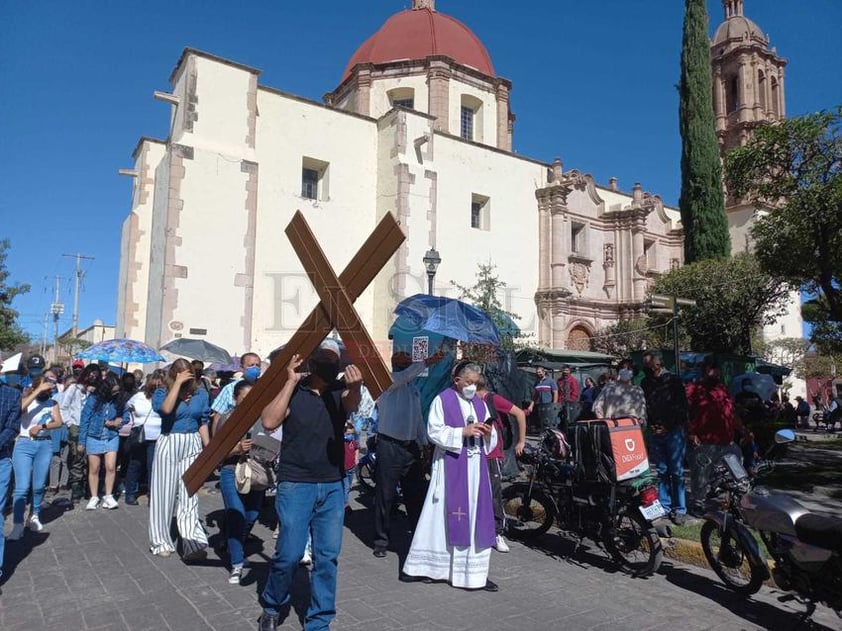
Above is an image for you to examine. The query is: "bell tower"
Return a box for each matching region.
[710,0,787,156]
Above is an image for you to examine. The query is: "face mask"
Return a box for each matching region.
[312,360,340,384]
[36,391,52,401]
[460,384,477,400]
[243,366,261,383]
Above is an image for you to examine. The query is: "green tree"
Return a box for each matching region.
[589,318,672,357]
[451,262,524,352]
[653,252,791,355]
[678,0,731,262]
[0,239,30,351]
[725,107,842,352]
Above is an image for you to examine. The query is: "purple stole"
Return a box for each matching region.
[439,388,496,550]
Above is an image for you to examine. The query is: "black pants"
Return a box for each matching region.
[488,457,505,536]
[373,436,426,550]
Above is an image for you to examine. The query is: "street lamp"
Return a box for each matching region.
[422,248,441,296]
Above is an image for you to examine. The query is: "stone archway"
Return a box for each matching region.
[566,326,592,351]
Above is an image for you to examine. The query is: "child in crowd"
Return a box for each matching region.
[343,420,359,510]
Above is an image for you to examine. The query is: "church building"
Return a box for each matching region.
[116,0,800,365]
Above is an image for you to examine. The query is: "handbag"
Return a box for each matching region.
[235,456,275,494]
[124,407,150,453]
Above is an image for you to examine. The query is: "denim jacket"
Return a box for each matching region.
[0,385,22,459]
[79,395,125,444]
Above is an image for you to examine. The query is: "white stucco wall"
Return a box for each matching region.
[250,89,380,358]
[144,152,172,348]
[368,74,429,119]
[433,134,547,335]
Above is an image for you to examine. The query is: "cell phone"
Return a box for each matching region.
[245,432,252,440]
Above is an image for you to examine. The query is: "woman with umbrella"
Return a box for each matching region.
[148,358,210,561]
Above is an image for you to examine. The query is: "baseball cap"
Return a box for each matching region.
[618,368,634,382]
[27,354,46,376]
[318,339,341,358]
[72,359,85,368]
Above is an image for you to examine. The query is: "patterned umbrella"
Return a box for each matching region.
[77,338,165,364]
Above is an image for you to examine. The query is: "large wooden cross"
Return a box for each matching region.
[183,210,405,495]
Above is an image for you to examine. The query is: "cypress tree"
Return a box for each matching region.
[678,0,731,262]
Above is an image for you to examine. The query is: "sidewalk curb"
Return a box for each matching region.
[663,536,775,587]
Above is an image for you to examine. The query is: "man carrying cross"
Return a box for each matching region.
[258,340,362,631]
[400,360,499,592]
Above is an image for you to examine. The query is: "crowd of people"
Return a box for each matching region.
[526,351,833,525]
[2,343,837,629]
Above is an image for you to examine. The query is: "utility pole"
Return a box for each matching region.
[63,253,94,338]
[51,276,64,363]
[41,312,49,357]
[648,293,697,371]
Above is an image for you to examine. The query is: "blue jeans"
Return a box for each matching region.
[219,466,265,567]
[261,480,344,630]
[648,427,687,515]
[342,468,355,506]
[12,438,52,523]
[124,440,157,498]
[0,457,12,580]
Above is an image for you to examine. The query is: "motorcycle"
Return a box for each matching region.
[700,429,842,619]
[502,428,665,577]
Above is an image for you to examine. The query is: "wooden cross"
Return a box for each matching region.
[451,507,468,522]
[183,210,405,495]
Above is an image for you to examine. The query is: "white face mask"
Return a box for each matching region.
[461,384,477,400]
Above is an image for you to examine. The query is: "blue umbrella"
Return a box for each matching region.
[78,338,165,364]
[394,294,501,345]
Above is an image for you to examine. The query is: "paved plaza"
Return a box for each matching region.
[1,482,839,631]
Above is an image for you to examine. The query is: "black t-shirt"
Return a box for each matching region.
[276,382,345,483]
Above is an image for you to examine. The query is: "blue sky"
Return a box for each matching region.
[1,0,840,344]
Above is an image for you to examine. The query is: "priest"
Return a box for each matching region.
[400,361,499,592]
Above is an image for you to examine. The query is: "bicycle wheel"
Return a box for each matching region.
[502,483,555,539]
[356,460,376,492]
[700,520,765,594]
[603,508,663,577]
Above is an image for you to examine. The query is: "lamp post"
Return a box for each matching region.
[422,248,441,296]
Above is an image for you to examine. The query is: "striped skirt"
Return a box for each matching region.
[148,432,207,557]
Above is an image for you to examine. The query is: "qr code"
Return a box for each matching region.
[411,336,429,362]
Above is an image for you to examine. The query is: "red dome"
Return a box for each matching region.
[342,8,495,82]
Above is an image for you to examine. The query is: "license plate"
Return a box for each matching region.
[639,500,666,521]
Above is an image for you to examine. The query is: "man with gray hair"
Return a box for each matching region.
[401,360,499,592]
[592,368,647,421]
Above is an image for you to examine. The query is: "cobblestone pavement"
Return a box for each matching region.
[1,484,839,631]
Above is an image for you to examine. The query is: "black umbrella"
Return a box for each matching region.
[160,338,232,364]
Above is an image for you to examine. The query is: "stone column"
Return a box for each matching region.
[495,82,511,151]
[738,55,750,123]
[537,196,549,290]
[356,68,372,117]
[713,67,725,132]
[427,61,451,133]
[549,191,568,290]
[777,66,786,118]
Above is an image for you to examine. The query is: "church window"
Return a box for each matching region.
[770,76,780,117]
[460,94,483,142]
[726,75,739,114]
[461,106,474,140]
[571,221,587,255]
[471,194,490,230]
[757,70,767,111]
[301,157,330,201]
[388,87,415,110]
[644,238,657,271]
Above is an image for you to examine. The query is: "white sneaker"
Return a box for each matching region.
[101,495,119,510]
[8,523,25,540]
[299,549,312,567]
[228,565,243,585]
[494,534,510,553]
[28,515,44,532]
[85,497,100,511]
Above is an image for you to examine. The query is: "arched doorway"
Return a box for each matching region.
[566,326,592,351]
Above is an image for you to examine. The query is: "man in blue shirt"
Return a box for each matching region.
[0,382,22,591]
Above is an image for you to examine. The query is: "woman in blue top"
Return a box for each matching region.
[79,372,126,511]
[148,358,211,561]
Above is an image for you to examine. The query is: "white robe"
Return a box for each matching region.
[402,392,497,589]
